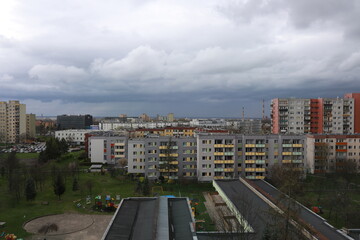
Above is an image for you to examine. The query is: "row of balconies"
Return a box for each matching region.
[213,144,235,148]
[282,152,303,155]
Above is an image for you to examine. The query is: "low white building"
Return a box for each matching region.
[55,129,97,145]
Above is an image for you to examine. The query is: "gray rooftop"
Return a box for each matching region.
[251,180,352,240]
[102,197,195,240]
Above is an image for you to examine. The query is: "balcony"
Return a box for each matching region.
[282,152,292,155]
[282,160,291,163]
[245,168,256,172]
[214,160,225,164]
[224,144,234,148]
[282,144,292,147]
[245,160,255,164]
[159,153,179,157]
[292,152,302,155]
[214,152,224,156]
[255,160,265,164]
[214,144,224,148]
[214,176,224,180]
[245,144,255,148]
[255,152,266,156]
[245,152,256,156]
[224,152,234,156]
[255,144,265,148]
[224,168,234,172]
[214,168,224,172]
[224,160,234,164]
[255,168,266,172]
[292,144,303,147]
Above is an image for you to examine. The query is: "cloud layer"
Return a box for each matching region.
[1,0,360,117]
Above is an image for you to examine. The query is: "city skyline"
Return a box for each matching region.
[1,0,360,117]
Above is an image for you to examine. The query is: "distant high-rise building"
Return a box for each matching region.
[26,114,36,139]
[57,114,93,130]
[167,113,174,122]
[271,93,359,134]
[139,113,151,122]
[0,100,27,143]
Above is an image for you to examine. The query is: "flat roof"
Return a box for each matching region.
[102,197,195,240]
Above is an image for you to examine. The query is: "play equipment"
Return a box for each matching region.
[95,195,102,209]
[5,233,17,240]
[311,206,323,214]
[105,195,115,208]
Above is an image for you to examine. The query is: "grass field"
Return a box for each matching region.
[0,151,215,238]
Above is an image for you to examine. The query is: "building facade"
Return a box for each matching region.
[89,133,307,181]
[26,114,36,139]
[271,93,358,134]
[57,114,93,130]
[306,134,360,174]
[0,100,27,143]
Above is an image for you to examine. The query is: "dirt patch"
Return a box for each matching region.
[24,213,113,240]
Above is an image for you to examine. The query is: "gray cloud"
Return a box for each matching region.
[0,0,360,117]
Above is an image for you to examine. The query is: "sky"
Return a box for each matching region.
[1,0,360,118]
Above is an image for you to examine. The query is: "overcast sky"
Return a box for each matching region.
[1,0,360,118]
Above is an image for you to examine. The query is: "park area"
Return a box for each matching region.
[1,149,360,239]
[0,151,215,239]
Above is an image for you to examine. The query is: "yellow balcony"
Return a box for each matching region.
[255,152,266,156]
[245,168,255,172]
[245,160,255,164]
[159,153,178,157]
[115,149,125,152]
[170,161,178,165]
[224,160,234,164]
[245,152,255,156]
[256,176,265,180]
[159,146,168,149]
[169,169,178,172]
[282,152,292,155]
[245,144,255,148]
[238,151,242,156]
[214,160,225,164]
[214,144,224,148]
[237,167,242,171]
[224,144,234,148]
[293,144,303,147]
[224,168,234,172]
[255,168,266,172]
[214,152,224,156]
[214,176,224,180]
[282,160,291,163]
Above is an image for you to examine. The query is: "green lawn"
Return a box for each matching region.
[0,152,215,239]
[295,174,360,229]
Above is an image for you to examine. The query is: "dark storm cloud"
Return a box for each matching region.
[1,0,360,117]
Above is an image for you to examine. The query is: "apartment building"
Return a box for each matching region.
[88,133,307,181]
[196,134,306,181]
[88,135,127,164]
[0,100,27,143]
[26,114,36,139]
[306,134,360,174]
[132,127,197,138]
[128,136,197,180]
[271,93,358,134]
